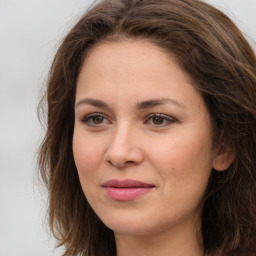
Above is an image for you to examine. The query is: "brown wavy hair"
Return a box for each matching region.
[38,0,256,255]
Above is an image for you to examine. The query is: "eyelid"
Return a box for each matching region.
[81,112,111,127]
[145,113,177,127]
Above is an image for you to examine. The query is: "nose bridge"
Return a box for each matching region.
[104,121,143,168]
[112,121,131,147]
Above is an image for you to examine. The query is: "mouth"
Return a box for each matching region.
[102,179,155,201]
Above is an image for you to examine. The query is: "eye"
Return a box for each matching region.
[81,113,110,127]
[145,114,176,127]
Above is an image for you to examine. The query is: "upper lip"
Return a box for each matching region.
[102,179,155,188]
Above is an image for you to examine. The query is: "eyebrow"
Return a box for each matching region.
[75,98,111,109]
[137,98,185,110]
[75,98,185,109]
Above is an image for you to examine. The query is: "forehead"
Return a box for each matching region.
[76,40,193,98]
[82,40,176,76]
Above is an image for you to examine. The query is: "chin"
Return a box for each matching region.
[108,223,155,236]
[99,212,153,235]
[100,212,169,237]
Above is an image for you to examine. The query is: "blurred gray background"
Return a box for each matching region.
[0,1,255,255]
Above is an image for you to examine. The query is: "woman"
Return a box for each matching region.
[38,0,256,255]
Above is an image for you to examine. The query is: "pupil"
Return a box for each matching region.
[153,116,164,125]
[93,116,103,124]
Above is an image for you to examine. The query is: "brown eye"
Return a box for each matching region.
[152,116,165,125]
[81,113,110,127]
[92,116,104,124]
[145,113,176,127]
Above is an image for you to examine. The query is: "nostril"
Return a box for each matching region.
[104,144,144,168]
[106,159,136,168]
[125,160,135,165]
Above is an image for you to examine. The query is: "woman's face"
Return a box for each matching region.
[73,40,218,237]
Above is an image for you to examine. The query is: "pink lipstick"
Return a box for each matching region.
[102,179,155,201]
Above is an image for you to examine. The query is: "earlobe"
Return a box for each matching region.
[212,147,236,171]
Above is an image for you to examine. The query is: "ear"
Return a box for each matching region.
[213,146,236,171]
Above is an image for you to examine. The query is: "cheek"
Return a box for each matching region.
[148,131,214,184]
[72,130,104,178]
[72,130,106,209]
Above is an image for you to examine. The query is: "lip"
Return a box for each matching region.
[102,179,155,201]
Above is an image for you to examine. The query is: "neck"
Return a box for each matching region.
[114,221,204,256]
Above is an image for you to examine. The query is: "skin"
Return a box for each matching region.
[73,39,232,256]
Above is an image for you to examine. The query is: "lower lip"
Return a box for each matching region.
[104,187,154,201]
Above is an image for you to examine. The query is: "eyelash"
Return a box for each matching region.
[145,113,176,127]
[81,113,110,127]
[81,113,176,128]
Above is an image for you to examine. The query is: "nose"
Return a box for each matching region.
[104,124,144,169]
